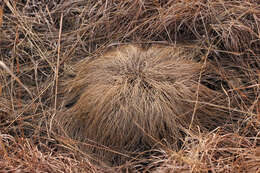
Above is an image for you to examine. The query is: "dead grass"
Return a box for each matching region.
[58,43,242,167]
[0,0,259,172]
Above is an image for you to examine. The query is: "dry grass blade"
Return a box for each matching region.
[50,12,63,132]
[0,60,32,98]
[0,2,3,28]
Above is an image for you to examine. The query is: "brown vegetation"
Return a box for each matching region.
[58,43,240,165]
[0,0,259,172]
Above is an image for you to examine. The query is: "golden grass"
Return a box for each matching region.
[58,44,241,166]
[0,0,259,172]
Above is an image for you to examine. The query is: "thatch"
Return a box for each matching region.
[0,0,259,172]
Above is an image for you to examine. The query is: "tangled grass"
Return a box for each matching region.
[0,0,259,172]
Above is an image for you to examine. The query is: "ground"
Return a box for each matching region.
[0,0,259,172]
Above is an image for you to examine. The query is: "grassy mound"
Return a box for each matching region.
[59,44,236,166]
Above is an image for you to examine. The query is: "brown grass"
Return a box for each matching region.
[0,0,259,172]
[58,43,239,166]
